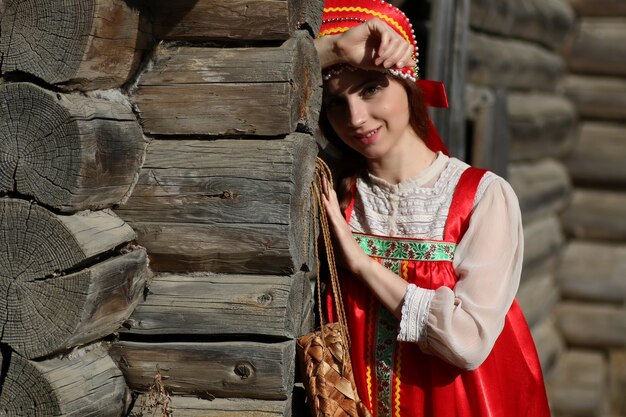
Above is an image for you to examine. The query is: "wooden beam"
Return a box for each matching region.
[0,199,148,359]
[130,395,293,417]
[566,122,626,187]
[467,31,565,91]
[562,189,626,241]
[470,0,575,49]
[0,346,130,416]
[115,133,317,274]
[0,0,149,90]
[564,19,626,77]
[147,0,324,41]
[555,303,626,348]
[522,215,565,272]
[121,272,313,339]
[557,241,626,304]
[0,83,146,212]
[132,31,321,136]
[563,74,626,121]
[531,318,565,373]
[110,340,295,400]
[508,159,572,223]
[507,92,577,161]
[566,0,626,17]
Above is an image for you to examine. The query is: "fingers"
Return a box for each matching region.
[369,19,416,70]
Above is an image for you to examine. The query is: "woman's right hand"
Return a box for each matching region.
[315,18,417,72]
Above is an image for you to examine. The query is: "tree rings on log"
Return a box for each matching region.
[0,199,148,359]
[467,31,565,91]
[0,0,148,90]
[563,74,626,121]
[121,272,313,339]
[508,159,572,223]
[557,241,626,303]
[148,0,324,41]
[131,31,321,136]
[562,189,626,241]
[470,0,575,49]
[566,122,626,186]
[110,340,295,400]
[115,133,318,274]
[507,92,577,161]
[566,0,626,17]
[0,345,130,416]
[0,83,145,212]
[564,19,626,77]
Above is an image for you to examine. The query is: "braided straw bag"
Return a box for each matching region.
[297,159,372,417]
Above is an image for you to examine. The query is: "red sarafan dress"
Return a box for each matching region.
[327,164,551,417]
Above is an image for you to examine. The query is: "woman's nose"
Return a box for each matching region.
[347,99,367,127]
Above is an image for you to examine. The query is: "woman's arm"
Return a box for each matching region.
[399,177,524,370]
[314,18,417,71]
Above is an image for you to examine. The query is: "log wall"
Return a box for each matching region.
[468,0,577,386]
[1,0,323,415]
[553,2,626,416]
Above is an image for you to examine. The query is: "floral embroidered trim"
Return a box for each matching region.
[354,233,455,261]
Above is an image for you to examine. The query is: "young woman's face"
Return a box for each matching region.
[323,68,415,161]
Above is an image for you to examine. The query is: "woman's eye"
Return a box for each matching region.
[325,97,345,109]
[362,85,381,97]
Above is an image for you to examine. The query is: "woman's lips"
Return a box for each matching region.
[355,127,380,145]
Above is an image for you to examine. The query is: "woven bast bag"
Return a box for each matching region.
[297,159,372,417]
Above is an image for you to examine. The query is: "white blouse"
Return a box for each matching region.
[349,152,523,370]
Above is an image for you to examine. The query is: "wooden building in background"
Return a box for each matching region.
[1,0,625,416]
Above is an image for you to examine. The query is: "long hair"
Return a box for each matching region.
[319,75,431,211]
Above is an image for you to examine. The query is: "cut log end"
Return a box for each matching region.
[0,346,130,417]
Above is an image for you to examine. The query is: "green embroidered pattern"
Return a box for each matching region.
[354,233,455,261]
[374,259,401,417]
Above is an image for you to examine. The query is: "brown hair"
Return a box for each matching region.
[319,75,431,210]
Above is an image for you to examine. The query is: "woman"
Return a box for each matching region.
[314,0,552,416]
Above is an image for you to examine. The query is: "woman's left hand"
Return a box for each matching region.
[321,178,372,276]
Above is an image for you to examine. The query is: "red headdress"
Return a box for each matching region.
[318,0,450,155]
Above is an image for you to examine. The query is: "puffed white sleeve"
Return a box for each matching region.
[397,175,524,370]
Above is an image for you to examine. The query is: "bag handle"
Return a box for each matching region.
[311,158,350,349]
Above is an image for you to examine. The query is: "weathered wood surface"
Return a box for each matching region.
[130,396,293,417]
[507,92,577,161]
[563,74,626,121]
[566,0,626,17]
[566,122,626,187]
[132,31,321,136]
[555,302,626,348]
[562,189,626,241]
[0,199,146,359]
[509,159,571,223]
[467,31,565,91]
[0,345,130,416]
[557,241,626,303]
[517,274,560,328]
[531,318,565,373]
[0,83,145,212]
[470,0,575,49]
[0,0,148,90]
[564,19,626,77]
[110,341,295,400]
[465,85,509,177]
[122,272,313,339]
[609,350,626,415]
[147,0,324,41]
[115,133,317,274]
[546,350,607,417]
[522,215,565,274]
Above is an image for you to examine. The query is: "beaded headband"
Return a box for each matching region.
[318,0,419,82]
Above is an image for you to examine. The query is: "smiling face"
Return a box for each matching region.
[322,67,419,163]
